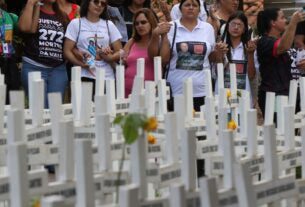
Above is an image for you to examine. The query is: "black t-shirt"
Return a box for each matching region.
[296,21,305,35]
[257,35,292,95]
[119,6,134,40]
[23,10,65,67]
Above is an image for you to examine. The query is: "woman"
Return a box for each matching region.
[151,0,226,178]
[64,0,122,93]
[257,8,305,117]
[57,0,80,20]
[221,11,257,98]
[123,8,159,97]
[18,0,69,108]
[119,0,151,40]
[153,0,226,111]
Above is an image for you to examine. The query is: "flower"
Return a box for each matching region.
[31,199,40,207]
[147,134,157,144]
[226,89,231,99]
[144,117,158,132]
[227,119,237,130]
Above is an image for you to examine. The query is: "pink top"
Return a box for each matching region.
[125,43,154,97]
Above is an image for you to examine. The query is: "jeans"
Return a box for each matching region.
[21,61,68,108]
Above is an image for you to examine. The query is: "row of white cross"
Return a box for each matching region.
[0,57,305,206]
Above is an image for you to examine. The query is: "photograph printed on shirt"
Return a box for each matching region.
[175,41,207,71]
[224,60,247,90]
[288,48,305,80]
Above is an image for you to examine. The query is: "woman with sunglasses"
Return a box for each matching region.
[220,11,257,103]
[123,8,160,97]
[64,0,122,93]
[18,0,69,108]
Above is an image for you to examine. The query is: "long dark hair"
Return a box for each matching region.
[257,8,280,36]
[80,0,109,20]
[132,8,158,41]
[53,2,70,28]
[123,0,151,8]
[222,11,249,61]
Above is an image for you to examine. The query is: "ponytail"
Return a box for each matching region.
[257,8,280,36]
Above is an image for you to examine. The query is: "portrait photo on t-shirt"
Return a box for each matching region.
[175,41,207,71]
[224,60,247,90]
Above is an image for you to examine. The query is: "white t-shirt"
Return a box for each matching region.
[65,17,122,79]
[167,20,215,97]
[170,0,207,22]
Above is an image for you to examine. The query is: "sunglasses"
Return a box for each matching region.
[92,0,106,7]
[135,20,148,26]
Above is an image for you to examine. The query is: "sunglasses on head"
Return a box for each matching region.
[92,0,106,7]
[135,20,148,26]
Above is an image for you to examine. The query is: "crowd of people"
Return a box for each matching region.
[1,0,305,116]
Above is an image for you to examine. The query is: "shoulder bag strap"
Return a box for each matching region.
[106,20,111,45]
[164,22,177,80]
[76,18,81,44]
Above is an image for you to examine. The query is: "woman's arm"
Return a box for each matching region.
[277,11,305,55]
[148,22,171,59]
[159,34,171,67]
[246,40,257,80]
[98,40,122,63]
[18,0,40,33]
[64,38,88,68]
[209,42,228,63]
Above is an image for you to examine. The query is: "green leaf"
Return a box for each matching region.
[122,113,146,144]
[123,122,139,144]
